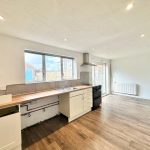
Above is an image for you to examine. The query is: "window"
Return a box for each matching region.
[25,51,77,83]
[62,58,73,80]
[45,55,61,81]
[25,52,43,82]
[92,64,107,95]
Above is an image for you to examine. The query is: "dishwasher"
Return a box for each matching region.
[0,105,21,150]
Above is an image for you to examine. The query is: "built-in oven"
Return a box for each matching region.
[92,85,102,110]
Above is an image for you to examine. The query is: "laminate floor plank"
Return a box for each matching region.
[22,95,150,150]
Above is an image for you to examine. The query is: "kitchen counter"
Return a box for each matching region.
[0,85,92,109]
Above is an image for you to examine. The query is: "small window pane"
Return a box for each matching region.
[92,64,106,95]
[45,56,61,81]
[25,52,43,82]
[63,58,73,80]
[73,60,77,79]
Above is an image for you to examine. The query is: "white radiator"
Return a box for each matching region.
[113,82,137,96]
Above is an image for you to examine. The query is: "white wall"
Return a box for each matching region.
[111,53,150,100]
[0,34,83,90]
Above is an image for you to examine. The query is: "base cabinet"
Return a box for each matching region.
[0,106,21,150]
[59,88,92,122]
[70,95,84,118]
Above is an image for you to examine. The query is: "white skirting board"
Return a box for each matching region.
[112,92,150,101]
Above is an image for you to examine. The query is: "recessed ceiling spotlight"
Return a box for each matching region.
[140,34,145,38]
[64,38,68,41]
[126,3,134,11]
[0,16,4,21]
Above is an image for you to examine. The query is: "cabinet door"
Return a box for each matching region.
[84,93,93,111]
[0,113,21,150]
[70,95,84,117]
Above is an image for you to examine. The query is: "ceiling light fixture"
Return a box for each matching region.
[126,3,134,11]
[64,38,68,41]
[0,16,4,21]
[140,34,145,38]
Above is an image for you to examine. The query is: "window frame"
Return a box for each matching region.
[62,57,74,80]
[92,63,107,95]
[25,50,76,83]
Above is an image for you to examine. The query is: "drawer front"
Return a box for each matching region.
[85,92,92,99]
[70,95,84,117]
[69,90,84,97]
[84,88,92,94]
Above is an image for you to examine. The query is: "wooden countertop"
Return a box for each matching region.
[0,85,92,109]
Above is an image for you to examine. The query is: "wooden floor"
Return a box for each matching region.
[22,95,150,150]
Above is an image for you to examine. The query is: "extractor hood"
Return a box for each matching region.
[81,53,96,66]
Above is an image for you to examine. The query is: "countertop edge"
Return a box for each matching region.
[0,85,92,109]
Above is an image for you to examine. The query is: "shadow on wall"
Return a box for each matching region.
[136,84,140,96]
[0,90,5,95]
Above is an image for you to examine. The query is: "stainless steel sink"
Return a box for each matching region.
[58,87,78,92]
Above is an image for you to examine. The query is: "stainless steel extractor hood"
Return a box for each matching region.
[81,53,96,66]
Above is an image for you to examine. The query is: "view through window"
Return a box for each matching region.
[25,52,43,82]
[45,55,61,81]
[63,58,73,80]
[25,51,77,82]
[92,64,107,95]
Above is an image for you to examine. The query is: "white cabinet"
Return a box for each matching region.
[83,88,92,112]
[0,106,21,150]
[59,88,92,122]
[70,95,84,118]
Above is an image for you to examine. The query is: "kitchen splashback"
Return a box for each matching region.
[0,79,82,96]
